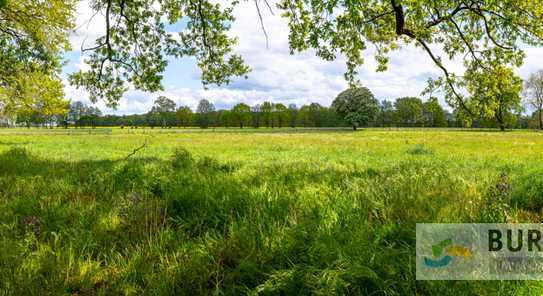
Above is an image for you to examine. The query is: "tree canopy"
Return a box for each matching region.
[176,106,193,128]
[273,103,290,128]
[394,97,424,127]
[231,103,251,128]
[152,96,176,114]
[0,0,74,120]
[464,63,522,130]
[332,87,379,130]
[150,96,176,127]
[68,0,250,106]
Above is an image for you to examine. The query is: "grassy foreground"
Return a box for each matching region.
[1,128,543,295]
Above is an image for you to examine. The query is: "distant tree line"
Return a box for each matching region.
[71,98,346,129]
[4,67,543,130]
[55,94,539,130]
[67,101,103,128]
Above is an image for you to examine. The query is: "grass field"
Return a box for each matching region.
[1,128,543,295]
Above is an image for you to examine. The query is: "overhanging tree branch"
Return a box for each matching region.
[254,0,270,48]
[390,0,476,116]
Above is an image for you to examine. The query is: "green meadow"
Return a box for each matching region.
[1,128,543,295]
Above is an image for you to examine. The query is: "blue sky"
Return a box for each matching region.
[63,1,543,115]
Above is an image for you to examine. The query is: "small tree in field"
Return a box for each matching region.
[525,70,543,130]
[332,87,379,130]
[231,103,251,128]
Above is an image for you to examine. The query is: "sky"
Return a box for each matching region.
[63,1,543,115]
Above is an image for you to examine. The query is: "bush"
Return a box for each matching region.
[406,144,434,155]
[196,156,237,173]
[171,147,194,169]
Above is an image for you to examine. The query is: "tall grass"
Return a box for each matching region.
[0,129,542,295]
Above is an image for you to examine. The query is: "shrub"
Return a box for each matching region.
[406,144,434,155]
[197,156,236,173]
[171,147,193,169]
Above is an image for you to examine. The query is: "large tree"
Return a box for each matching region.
[251,104,262,128]
[288,104,298,128]
[0,0,71,128]
[307,103,326,127]
[273,103,290,128]
[80,106,103,128]
[0,0,74,107]
[68,101,86,128]
[152,96,176,114]
[464,63,522,131]
[394,97,424,127]
[176,106,193,128]
[231,103,251,128]
[332,87,379,130]
[297,105,314,128]
[150,96,176,127]
[524,70,543,130]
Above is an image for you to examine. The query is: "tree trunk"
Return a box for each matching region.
[497,102,505,132]
[352,125,357,131]
[539,108,543,130]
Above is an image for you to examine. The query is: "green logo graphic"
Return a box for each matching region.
[424,238,471,268]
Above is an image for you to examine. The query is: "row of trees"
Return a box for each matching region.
[3,67,543,130]
[327,68,543,132]
[331,88,451,130]
[58,92,540,130]
[330,86,536,131]
[72,97,346,129]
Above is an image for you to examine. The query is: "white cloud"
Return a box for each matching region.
[519,47,543,78]
[70,0,106,50]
